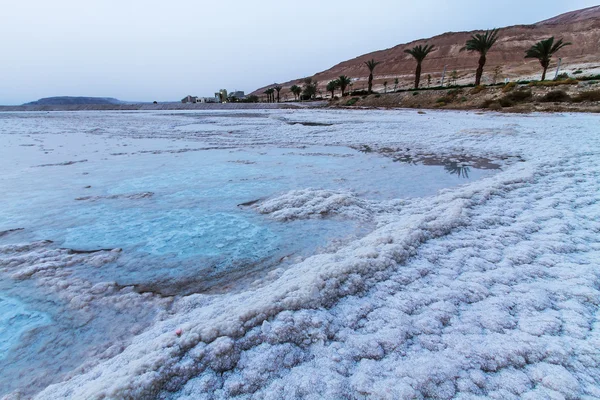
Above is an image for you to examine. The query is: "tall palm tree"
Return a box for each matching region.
[337,75,351,96]
[404,44,435,89]
[273,85,283,102]
[461,29,500,86]
[394,78,399,92]
[383,81,388,93]
[265,88,275,103]
[364,59,381,93]
[290,85,301,101]
[525,37,571,81]
[326,80,339,99]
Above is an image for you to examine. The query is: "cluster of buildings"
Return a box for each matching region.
[181,89,246,104]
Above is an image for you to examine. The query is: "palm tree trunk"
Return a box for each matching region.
[415,62,422,89]
[475,54,486,86]
[541,67,547,81]
[368,73,373,94]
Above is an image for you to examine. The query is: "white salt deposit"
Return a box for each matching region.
[0,109,599,399]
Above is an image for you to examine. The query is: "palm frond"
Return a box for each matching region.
[462,29,500,55]
[404,44,435,62]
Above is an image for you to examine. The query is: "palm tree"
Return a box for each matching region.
[337,75,351,96]
[525,37,571,81]
[273,85,283,102]
[265,88,275,103]
[404,44,435,89]
[364,59,381,93]
[383,81,388,93]
[290,85,301,101]
[393,78,399,92]
[326,80,339,99]
[461,29,500,86]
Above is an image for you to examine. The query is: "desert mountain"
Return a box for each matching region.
[252,6,600,98]
[24,97,124,106]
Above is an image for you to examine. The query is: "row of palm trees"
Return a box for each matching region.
[263,31,571,101]
[403,31,571,89]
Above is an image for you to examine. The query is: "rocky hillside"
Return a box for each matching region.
[24,97,124,106]
[253,6,600,98]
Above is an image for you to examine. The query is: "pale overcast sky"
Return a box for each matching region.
[0,0,597,104]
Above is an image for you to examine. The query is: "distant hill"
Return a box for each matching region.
[24,96,124,106]
[252,5,600,98]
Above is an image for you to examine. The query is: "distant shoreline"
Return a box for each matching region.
[0,102,327,112]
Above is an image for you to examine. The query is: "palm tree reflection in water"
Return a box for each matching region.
[392,155,472,178]
[444,162,471,178]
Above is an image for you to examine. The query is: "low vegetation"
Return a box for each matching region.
[528,78,578,87]
[573,90,600,103]
[540,90,571,102]
[502,82,517,92]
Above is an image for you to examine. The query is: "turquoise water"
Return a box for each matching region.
[1,144,495,292]
[0,139,497,396]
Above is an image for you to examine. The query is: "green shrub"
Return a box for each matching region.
[493,88,533,107]
[573,90,600,103]
[574,70,583,75]
[470,85,485,95]
[541,90,571,103]
[503,89,532,103]
[346,98,359,106]
[528,79,578,87]
[436,96,452,104]
[374,94,381,98]
[349,90,370,96]
[502,82,517,93]
[486,101,503,111]
[412,92,419,96]
[554,72,570,81]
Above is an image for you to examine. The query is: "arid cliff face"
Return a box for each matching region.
[253,6,600,98]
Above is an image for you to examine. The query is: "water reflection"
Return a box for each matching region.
[355,145,503,179]
[444,163,471,178]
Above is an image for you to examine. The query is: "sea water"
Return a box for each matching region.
[0,119,497,396]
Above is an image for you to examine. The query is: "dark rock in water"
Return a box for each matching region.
[62,248,121,254]
[237,198,262,207]
[75,192,154,201]
[287,121,333,126]
[36,160,88,167]
[0,228,24,237]
[84,186,92,189]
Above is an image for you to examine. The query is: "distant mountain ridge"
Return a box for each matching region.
[24,96,124,106]
[252,6,600,97]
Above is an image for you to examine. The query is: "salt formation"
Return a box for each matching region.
[0,109,598,399]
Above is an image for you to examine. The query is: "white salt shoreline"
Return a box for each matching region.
[1,109,599,399]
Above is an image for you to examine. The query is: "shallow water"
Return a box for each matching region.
[0,112,499,397]
[1,136,495,289]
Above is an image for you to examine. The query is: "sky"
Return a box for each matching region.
[0,0,597,105]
